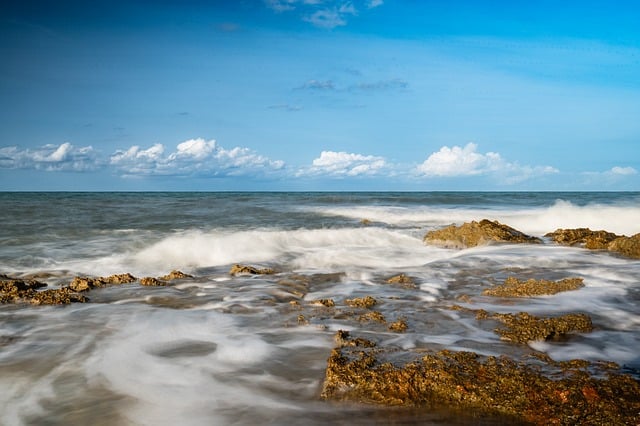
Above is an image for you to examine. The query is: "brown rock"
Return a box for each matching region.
[70,273,137,291]
[1,279,86,305]
[483,277,584,297]
[140,277,167,286]
[346,296,377,309]
[385,274,417,288]
[608,233,640,259]
[320,332,640,425]
[388,318,408,332]
[159,270,193,280]
[545,228,621,249]
[491,312,593,343]
[229,264,275,276]
[424,220,541,249]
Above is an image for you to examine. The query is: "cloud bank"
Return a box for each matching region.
[0,142,101,171]
[265,0,383,29]
[110,138,285,178]
[416,142,558,183]
[300,150,387,177]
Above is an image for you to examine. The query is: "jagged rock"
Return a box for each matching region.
[385,274,417,288]
[321,331,640,425]
[70,273,137,292]
[545,228,621,249]
[140,277,167,286]
[229,264,275,276]
[1,279,86,305]
[388,318,408,332]
[608,233,640,259]
[490,312,593,343]
[483,277,584,297]
[311,299,335,307]
[424,220,541,249]
[159,270,193,280]
[358,311,386,323]
[345,296,377,309]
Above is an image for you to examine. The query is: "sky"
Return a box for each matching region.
[1,0,639,191]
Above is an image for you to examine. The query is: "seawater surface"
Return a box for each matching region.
[1,192,639,425]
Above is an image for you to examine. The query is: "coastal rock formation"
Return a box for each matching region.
[321,331,640,425]
[1,279,87,304]
[385,273,417,289]
[545,228,621,249]
[488,312,593,344]
[159,270,193,280]
[546,228,640,259]
[424,220,541,249]
[229,264,275,276]
[483,277,584,297]
[70,273,137,291]
[140,277,168,286]
[608,233,640,259]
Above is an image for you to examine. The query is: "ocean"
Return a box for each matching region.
[1,192,639,425]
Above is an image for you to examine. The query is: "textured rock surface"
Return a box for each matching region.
[229,264,276,276]
[321,331,640,425]
[70,273,137,292]
[545,228,621,249]
[483,277,584,297]
[608,233,640,259]
[424,220,542,248]
[1,279,87,304]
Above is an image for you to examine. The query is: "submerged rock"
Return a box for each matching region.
[545,228,621,249]
[388,318,408,332]
[1,279,86,305]
[424,220,541,249]
[139,277,168,286]
[321,331,640,425]
[483,277,584,297]
[229,264,276,276]
[346,296,377,309]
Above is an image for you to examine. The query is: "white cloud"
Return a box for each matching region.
[265,1,382,28]
[416,143,558,183]
[0,142,101,171]
[610,166,637,176]
[303,9,347,29]
[110,138,284,178]
[367,0,383,8]
[302,150,387,177]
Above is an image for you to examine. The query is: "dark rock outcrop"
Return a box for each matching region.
[424,220,541,249]
[229,264,275,276]
[70,273,137,292]
[1,279,87,305]
[545,228,621,249]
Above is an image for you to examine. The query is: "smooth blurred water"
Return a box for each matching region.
[1,192,639,425]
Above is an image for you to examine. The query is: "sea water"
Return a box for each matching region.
[0,192,639,425]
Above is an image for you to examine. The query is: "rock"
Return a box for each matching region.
[358,311,386,323]
[345,296,377,309]
[385,274,417,288]
[229,264,275,276]
[424,220,541,249]
[320,332,640,425]
[140,277,167,286]
[69,273,137,292]
[159,270,193,280]
[545,228,621,249]
[1,279,86,305]
[483,277,584,297]
[388,318,408,332]
[608,233,640,259]
[311,299,335,308]
[490,312,593,343]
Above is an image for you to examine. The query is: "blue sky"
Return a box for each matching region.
[1,0,639,191]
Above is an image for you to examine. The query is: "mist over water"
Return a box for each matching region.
[1,192,639,425]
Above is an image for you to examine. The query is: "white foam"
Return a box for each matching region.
[309,200,640,237]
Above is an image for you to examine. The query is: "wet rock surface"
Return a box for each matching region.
[483,277,584,297]
[1,279,87,305]
[229,264,276,276]
[424,219,542,248]
[546,228,640,259]
[70,273,137,292]
[321,331,640,425]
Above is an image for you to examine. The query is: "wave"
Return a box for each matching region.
[132,227,448,273]
[309,199,640,236]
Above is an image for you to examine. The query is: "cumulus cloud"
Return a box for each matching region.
[417,143,558,183]
[0,142,101,171]
[300,150,387,177]
[297,79,336,90]
[610,166,637,176]
[110,138,284,178]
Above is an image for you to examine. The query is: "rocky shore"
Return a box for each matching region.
[2,220,639,424]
